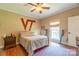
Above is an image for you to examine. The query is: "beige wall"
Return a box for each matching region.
[0,9,40,47]
[40,6,79,43]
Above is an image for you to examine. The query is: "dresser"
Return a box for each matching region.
[4,36,16,49]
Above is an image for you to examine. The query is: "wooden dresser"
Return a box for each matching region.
[4,36,16,49]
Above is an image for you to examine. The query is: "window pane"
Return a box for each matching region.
[50,26,60,40]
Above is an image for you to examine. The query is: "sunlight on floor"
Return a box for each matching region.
[33,42,76,56]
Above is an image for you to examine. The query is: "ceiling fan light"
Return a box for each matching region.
[36,7,42,11]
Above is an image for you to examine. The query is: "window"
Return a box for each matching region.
[50,26,60,40]
[49,22,60,41]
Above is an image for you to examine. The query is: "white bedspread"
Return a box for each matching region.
[20,35,49,55]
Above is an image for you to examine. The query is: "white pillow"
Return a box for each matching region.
[20,31,33,36]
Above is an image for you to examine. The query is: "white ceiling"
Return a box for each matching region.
[0,3,79,20]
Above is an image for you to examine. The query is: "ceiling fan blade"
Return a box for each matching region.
[39,11,42,14]
[42,7,50,9]
[40,3,43,5]
[31,9,36,12]
[36,3,43,6]
[28,3,37,7]
[37,3,40,5]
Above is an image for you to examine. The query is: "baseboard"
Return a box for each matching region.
[60,42,77,48]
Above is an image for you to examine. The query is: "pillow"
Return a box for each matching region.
[20,31,33,36]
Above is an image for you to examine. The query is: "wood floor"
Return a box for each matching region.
[0,45,28,56]
[0,42,77,56]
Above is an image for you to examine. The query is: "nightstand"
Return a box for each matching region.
[4,36,16,49]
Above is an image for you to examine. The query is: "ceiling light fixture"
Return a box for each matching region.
[24,3,50,14]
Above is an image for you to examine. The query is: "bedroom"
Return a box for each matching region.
[0,3,79,56]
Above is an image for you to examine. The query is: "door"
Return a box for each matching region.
[68,15,79,47]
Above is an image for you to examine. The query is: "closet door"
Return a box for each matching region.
[68,15,79,47]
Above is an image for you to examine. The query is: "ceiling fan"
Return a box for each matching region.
[25,3,50,14]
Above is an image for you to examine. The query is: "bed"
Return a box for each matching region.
[19,31,49,55]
